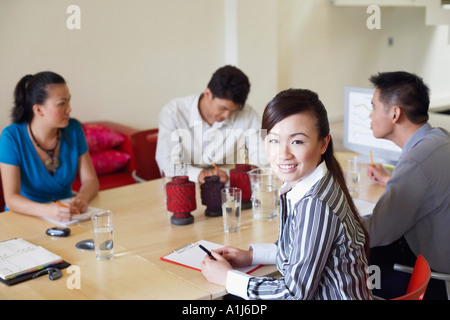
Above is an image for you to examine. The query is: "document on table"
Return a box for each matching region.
[161,240,262,274]
[353,198,375,217]
[42,198,104,226]
[0,238,62,281]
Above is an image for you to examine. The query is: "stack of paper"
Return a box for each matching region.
[0,238,62,281]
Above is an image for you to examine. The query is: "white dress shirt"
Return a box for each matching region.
[155,94,267,182]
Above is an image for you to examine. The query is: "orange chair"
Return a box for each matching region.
[130,129,161,182]
[391,254,431,300]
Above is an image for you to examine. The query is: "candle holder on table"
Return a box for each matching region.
[166,176,196,225]
[200,175,225,217]
[230,164,252,210]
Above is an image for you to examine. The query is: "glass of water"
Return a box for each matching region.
[345,156,360,196]
[221,188,242,232]
[91,210,114,260]
[248,168,279,221]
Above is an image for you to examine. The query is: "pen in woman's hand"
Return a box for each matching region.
[198,244,216,260]
[51,198,80,214]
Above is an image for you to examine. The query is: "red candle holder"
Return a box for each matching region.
[166,176,196,225]
[230,164,252,210]
[200,175,225,217]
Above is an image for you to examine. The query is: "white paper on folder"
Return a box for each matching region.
[161,240,260,274]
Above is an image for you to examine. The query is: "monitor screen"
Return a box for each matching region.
[343,87,402,165]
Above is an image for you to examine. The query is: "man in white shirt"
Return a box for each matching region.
[155,65,267,183]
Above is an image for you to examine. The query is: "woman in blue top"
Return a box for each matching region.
[0,72,99,222]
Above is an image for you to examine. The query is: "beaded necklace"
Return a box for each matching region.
[29,124,61,173]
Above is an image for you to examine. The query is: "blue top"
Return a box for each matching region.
[0,119,88,210]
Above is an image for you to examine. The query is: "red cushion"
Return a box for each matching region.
[83,123,125,153]
[96,172,135,190]
[72,172,135,192]
[90,150,131,176]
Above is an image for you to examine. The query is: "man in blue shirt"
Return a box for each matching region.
[363,71,450,300]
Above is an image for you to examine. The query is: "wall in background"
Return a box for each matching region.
[1,0,449,132]
[277,0,450,121]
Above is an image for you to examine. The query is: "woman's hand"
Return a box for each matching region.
[201,247,253,286]
[69,196,88,213]
[49,203,73,222]
[201,251,233,286]
[214,246,253,267]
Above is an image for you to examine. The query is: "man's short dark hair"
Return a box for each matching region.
[369,71,430,124]
[207,65,250,108]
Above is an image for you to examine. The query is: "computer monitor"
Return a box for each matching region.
[343,86,402,165]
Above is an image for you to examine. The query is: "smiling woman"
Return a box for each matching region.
[201,88,371,300]
[264,112,329,187]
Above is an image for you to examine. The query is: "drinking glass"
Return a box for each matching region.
[345,156,360,196]
[221,188,242,232]
[91,210,114,260]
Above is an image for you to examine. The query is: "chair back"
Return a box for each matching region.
[130,129,161,181]
[393,254,431,300]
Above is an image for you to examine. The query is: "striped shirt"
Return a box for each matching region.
[226,162,371,300]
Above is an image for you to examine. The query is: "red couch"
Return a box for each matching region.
[0,121,148,212]
[72,121,139,191]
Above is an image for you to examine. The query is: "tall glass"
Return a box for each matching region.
[248,168,279,221]
[345,156,360,196]
[221,188,242,232]
[91,210,114,260]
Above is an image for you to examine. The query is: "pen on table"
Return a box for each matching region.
[51,198,80,214]
[369,151,374,166]
[198,244,216,260]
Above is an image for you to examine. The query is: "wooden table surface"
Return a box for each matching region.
[0,152,384,300]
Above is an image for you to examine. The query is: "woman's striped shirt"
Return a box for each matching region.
[242,162,371,300]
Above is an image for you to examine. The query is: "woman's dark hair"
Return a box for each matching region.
[207,65,250,108]
[262,88,369,255]
[369,71,430,124]
[12,71,66,123]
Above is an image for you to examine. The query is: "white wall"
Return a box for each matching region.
[236,0,278,117]
[277,0,450,121]
[0,0,225,130]
[1,0,449,132]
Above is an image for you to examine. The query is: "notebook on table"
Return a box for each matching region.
[0,238,70,286]
[161,239,261,274]
[42,198,104,226]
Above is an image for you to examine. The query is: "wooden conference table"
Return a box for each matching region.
[0,152,384,300]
